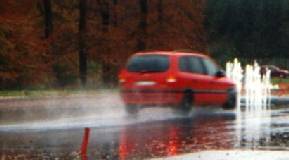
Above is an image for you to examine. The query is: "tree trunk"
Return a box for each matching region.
[99,1,114,86]
[100,1,110,32]
[42,0,53,38]
[137,0,148,50]
[112,0,118,26]
[157,0,163,26]
[79,0,87,87]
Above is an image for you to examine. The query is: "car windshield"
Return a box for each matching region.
[126,55,169,72]
[265,65,279,70]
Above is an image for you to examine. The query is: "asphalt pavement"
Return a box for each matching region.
[0,93,289,159]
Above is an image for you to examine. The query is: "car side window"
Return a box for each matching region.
[179,56,205,74]
[202,58,218,76]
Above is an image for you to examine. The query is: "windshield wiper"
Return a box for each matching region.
[139,70,161,73]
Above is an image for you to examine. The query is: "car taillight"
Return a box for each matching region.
[119,78,126,83]
[166,77,177,83]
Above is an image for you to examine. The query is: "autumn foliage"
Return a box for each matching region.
[0,0,206,89]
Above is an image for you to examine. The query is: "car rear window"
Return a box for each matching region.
[126,55,169,72]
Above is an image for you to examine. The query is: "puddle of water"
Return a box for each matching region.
[1,105,289,159]
[1,90,289,159]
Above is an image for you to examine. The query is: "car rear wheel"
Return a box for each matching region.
[223,89,237,110]
[125,105,139,115]
[178,91,193,114]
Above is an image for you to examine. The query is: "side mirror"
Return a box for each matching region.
[215,70,226,77]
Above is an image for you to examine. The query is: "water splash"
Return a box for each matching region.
[243,62,272,110]
[226,59,272,148]
[226,59,272,109]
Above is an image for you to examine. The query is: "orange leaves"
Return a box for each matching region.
[0,0,207,88]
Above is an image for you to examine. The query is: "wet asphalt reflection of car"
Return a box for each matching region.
[0,95,289,159]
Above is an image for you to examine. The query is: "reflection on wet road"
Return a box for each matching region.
[0,96,289,159]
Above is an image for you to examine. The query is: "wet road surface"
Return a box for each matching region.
[0,93,289,159]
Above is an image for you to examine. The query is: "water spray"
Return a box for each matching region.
[226,59,272,148]
[226,59,272,110]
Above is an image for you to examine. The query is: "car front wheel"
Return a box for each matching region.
[223,89,237,110]
[178,91,193,114]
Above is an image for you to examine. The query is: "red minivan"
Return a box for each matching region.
[119,51,236,114]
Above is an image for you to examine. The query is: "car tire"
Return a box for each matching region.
[125,105,139,115]
[178,91,193,114]
[223,89,237,110]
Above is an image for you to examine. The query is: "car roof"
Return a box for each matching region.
[134,51,209,58]
[262,65,278,68]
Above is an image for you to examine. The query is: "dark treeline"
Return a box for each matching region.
[0,0,205,89]
[205,0,289,62]
[1,0,288,89]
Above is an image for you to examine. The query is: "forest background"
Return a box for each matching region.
[0,0,288,89]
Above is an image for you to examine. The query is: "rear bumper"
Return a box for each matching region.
[120,89,183,106]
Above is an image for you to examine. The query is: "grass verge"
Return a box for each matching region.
[0,88,118,98]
